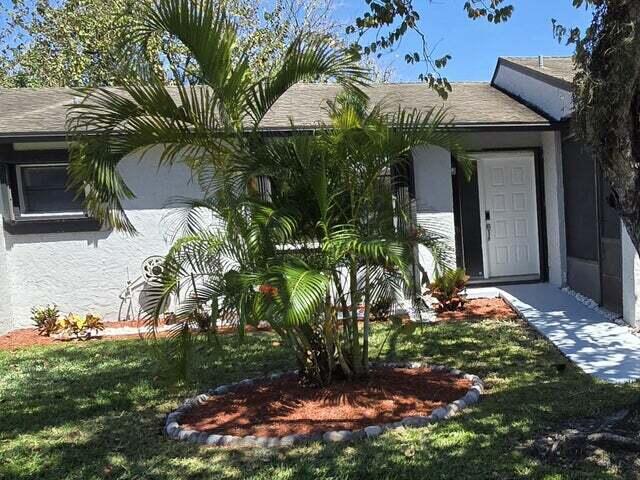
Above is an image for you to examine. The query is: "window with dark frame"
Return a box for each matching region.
[16,164,84,216]
[0,161,87,222]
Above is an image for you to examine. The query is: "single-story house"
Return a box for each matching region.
[0,55,638,333]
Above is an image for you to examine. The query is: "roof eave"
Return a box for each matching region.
[493,57,573,91]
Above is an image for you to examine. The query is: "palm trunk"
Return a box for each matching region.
[332,270,351,345]
[349,259,361,375]
[362,264,371,373]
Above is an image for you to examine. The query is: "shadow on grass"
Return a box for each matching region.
[1,320,638,479]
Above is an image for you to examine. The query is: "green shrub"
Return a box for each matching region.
[427,268,470,312]
[30,305,60,336]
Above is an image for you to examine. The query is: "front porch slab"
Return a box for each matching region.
[468,283,640,384]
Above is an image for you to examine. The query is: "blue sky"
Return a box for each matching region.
[336,0,593,82]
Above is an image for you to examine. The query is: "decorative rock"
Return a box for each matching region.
[409,361,423,369]
[266,437,281,448]
[445,403,462,418]
[177,429,196,441]
[214,385,230,395]
[196,432,209,444]
[364,425,383,438]
[470,384,484,395]
[185,431,202,443]
[240,436,257,447]
[323,430,353,442]
[166,412,180,423]
[238,379,254,386]
[196,394,209,405]
[304,432,323,443]
[402,416,430,428]
[463,390,480,405]
[255,437,270,448]
[454,399,467,409]
[206,434,223,446]
[388,421,406,430]
[219,435,241,447]
[165,422,180,436]
[269,372,282,380]
[464,374,481,383]
[449,368,463,377]
[351,429,365,440]
[431,407,447,421]
[280,435,298,446]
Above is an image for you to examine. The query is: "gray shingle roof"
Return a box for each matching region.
[500,56,575,88]
[0,82,549,138]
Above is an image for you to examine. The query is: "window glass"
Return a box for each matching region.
[19,165,83,214]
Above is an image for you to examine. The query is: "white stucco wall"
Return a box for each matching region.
[493,65,573,121]
[412,145,455,282]
[622,225,640,327]
[541,131,567,286]
[0,149,204,332]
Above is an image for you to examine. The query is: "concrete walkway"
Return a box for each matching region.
[468,283,640,384]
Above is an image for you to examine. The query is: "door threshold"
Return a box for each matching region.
[468,274,541,287]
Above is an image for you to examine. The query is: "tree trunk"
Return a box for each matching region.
[349,260,362,375]
[362,264,371,373]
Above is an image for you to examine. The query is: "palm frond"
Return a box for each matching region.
[246,34,369,126]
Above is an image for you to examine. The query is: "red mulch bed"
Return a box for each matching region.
[435,298,518,321]
[0,321,266,351]
[0,322,149,350]
[180,367,471,437]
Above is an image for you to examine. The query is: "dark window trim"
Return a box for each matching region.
[0,146,103,234]
[3,217,102,235]
[451,156,465,271]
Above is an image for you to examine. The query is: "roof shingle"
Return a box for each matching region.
[0,82,549,138]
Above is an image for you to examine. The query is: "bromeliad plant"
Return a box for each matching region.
[66,0,468,385]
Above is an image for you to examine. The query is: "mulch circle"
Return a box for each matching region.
[165,362,485,448]
[435,297,519,322]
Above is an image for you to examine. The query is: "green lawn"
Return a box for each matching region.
[1,319,639,480]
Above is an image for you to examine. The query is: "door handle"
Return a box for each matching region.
[485,210,491,241]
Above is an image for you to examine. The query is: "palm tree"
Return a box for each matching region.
[66,0,367,234]
[67,0,468,385]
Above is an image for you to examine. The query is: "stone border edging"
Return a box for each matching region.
[163,361,485,448]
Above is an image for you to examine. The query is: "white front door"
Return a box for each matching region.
[477,151,540,278]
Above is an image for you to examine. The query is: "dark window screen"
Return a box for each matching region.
[20,165,83,214]
[562,140,598,261]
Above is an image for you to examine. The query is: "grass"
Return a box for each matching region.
[1,319,639,480]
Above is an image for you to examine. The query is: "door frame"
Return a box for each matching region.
[474,150,543,280]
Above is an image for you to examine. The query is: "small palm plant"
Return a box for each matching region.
[427,268,470,312]
[67,0,468,385]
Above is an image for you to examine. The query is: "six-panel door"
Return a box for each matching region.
[477,152,540,278]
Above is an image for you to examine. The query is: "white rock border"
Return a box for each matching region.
[163,362,485,448]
